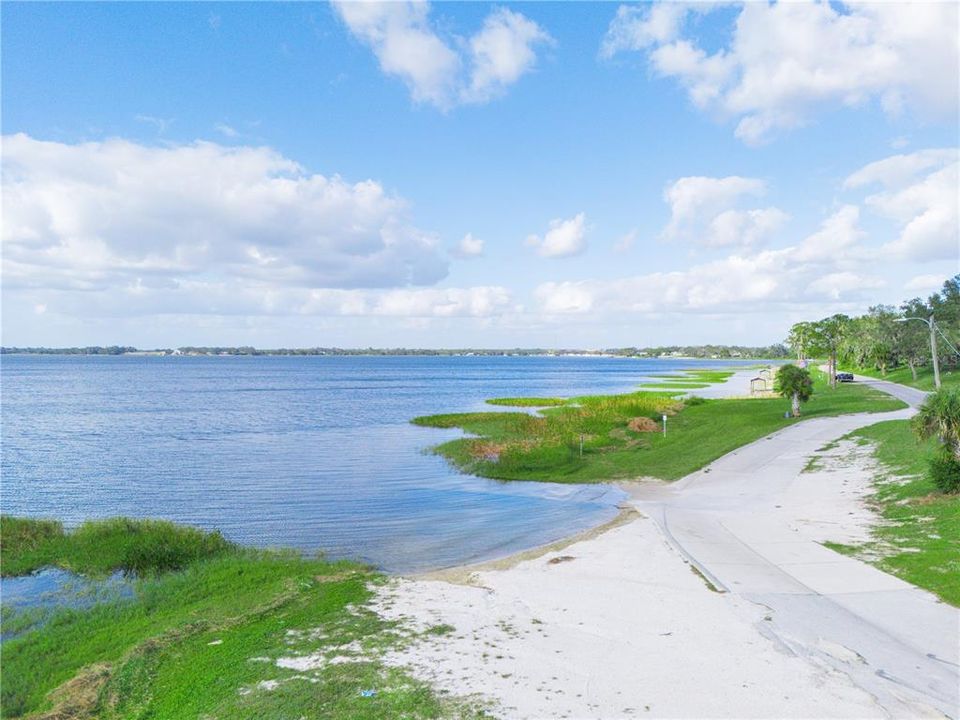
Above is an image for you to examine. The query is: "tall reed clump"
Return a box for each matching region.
[1,516,236,577]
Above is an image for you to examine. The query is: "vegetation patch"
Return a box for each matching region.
[413,371,905,483]
[1,518,480,719]
[485,397,567,407]
[842,421,960,606]
[639,383,710,390]
[0,516,234,578]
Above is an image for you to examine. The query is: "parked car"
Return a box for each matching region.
[835,372,854,382]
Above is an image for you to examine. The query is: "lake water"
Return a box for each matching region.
[1,355,758,573]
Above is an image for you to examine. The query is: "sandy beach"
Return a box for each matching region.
[374,376,959,719]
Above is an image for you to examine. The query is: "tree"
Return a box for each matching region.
[787,321,816,363]
[912,387,960,493]
[809,314,850,389]
[774,364,814,417]
[898,297,932,380]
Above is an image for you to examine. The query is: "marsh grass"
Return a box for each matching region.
[413,370,905,483]
[842,421,960,606]
[485,397,567,407]
[1,517,234,577]
[1,519,479,719]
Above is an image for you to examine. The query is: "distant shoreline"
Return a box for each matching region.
[1,345,789,360]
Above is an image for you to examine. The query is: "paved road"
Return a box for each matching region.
[851,372,930,408]
[630,380,959,718]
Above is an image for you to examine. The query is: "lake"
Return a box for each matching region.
[1,354,759,572]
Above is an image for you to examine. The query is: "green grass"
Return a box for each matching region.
[413,370,906,483]
[1,518,480,719]
[850,364,960,391]
[639,382,710,390]
[0,516,234,577]
[840,421,960,606]
[485,397,567,407]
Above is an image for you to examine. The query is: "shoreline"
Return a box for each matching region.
[410,504,640,584]
[374,399,958,718]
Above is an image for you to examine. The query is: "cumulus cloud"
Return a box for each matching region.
[845,149,959,262]
[535,205,883,317]
[526,213,587,258]
[452,232,484,258]
[332,2,552,109]
[904,274,948,293]
[603,2,960,144]
[662,175,786,248]
[2,134,449,294]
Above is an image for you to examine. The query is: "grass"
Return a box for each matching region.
[850,364,960,391]
[0,516,234,577]
[835,421,960,606]
[639,382,710,390]
[413,370,906,483]
[485,397,567,407]
[1,518,481,719]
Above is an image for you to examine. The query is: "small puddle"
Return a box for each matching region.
[1,568,136,641]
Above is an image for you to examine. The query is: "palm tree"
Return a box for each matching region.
[912,387,960,461]
[774,364,814,417]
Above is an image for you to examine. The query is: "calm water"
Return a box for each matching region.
[2,355,757,573]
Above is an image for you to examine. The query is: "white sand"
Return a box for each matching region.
[375,514,882,719]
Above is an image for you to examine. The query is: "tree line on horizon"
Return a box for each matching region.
[1,344,791,358]
[786,275,960,386]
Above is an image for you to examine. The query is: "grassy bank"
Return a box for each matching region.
[828,422,960,606]
[413,371,906,483]
[0,518,478,719]
[849,365,959,391]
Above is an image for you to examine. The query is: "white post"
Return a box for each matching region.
[662,414,667,437]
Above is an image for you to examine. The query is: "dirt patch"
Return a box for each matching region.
[628,417,659,433]
[547,555,576,565]
[469,441,506,462]
[36,663,112,720]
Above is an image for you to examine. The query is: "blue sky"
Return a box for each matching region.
[2,1,958,348]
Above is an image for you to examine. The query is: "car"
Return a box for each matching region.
[835,372,854,382]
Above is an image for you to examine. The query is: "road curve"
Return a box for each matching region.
[628,380,958,718]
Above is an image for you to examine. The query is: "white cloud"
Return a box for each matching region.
[904,274,947,293]
[526,213,587,258]
[535,205,886,317]
[332,2,551,110]
[215,123,240,138]
[603,2,960,144]
[662,175,786,248]
[1,134,450,306]
[463,8,553,104]
[613,229,637,253]
[845,149,959,262]
[452,232,484,258]
[791,205,865,264]
[134,114,173,133]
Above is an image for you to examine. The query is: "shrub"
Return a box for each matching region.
[685,396,707,407]
[928,452,960,494]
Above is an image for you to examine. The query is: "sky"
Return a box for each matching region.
[2,1,958,349]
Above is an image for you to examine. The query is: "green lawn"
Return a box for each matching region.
[413,371,906,483]
[0,518,480,720]
[850,364,960,391]
[829,421,960,606]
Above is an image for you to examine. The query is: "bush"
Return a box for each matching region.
[685,396,707,407]
[928,453,960,494]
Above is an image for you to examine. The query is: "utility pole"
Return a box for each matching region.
[929,315,941,390]
[896,315,941,390]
